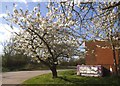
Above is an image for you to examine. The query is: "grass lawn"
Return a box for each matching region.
[23,70,120,86]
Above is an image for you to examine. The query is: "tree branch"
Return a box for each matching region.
[102,1,120,10]
[30,39,51,67]
[28,27,55,60]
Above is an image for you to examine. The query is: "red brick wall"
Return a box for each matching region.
[85,40,119,72]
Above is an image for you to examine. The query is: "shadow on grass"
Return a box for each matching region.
[57,75,120,85]
[58,76,88,84]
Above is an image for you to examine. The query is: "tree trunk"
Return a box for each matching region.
[112,45,118,76]
[118,49,120,75]
[110,34,118,76]
[50,65,57,78]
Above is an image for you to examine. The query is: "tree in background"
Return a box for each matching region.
[2,39,30,71]
[60,52,85,66]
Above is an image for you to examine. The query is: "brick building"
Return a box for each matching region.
[85,40,119,73]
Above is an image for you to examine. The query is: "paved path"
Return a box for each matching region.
[2,69,71,84]
[2,70,51,84]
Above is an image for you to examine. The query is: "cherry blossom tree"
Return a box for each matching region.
[4,3,80,78]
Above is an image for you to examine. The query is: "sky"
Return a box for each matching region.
[0,0,106,54]
[0,1,50,54]
[1,0,115,54]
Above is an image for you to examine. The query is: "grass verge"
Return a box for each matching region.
[23,70,120,86]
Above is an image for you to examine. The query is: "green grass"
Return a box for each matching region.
[23,70,120,86]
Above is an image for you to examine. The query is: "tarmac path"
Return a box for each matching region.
[2,69,73,85]
[2,70,54,84]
